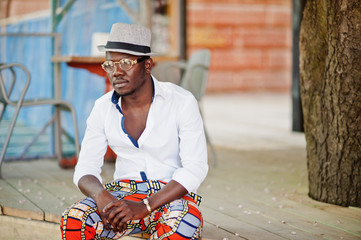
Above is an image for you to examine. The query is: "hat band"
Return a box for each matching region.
[105,41,151,54]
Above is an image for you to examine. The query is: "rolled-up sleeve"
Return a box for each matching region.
[73,100,108,187]
[172,95,208,193]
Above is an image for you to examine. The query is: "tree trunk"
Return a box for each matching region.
[299,0,361,207]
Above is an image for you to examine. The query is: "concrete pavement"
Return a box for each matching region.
[201,92,306,151]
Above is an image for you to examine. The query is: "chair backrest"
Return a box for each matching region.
[0,63,30,105]
[0,64,15,103]
[180,49,211,101]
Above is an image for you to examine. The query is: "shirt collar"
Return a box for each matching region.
[111,90,120,104]
[152,75,167,99]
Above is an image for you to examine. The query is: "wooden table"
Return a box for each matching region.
[52,55,110,89]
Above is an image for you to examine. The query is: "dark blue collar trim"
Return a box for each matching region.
[111,91,138,148]
[121,117,139,148]
[110,78,155,148]
[111,91,120,104]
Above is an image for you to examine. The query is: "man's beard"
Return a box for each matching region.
[117,89,136,97]
[113,86,136,97]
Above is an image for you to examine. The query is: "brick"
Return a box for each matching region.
[264,49,292,70]
[188,3,266,26]
[185,0,293,93]
[264,5,292,27]
[235,69,291,90]
[190,0,290,5]
[210,49,264,70]
[207,71,235,92]
[193,47,291,71]
[188,46,292,92]
[234,27,292,48]
[9,0,49,16]
[206,69,291,92]
[188,2,291,27]
[187,25,234,48]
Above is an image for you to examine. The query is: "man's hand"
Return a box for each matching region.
[92,189,118,231]
[78,176,188,234]
[78,175,117,231]
[103,180,189,233]
[103,199,149,233]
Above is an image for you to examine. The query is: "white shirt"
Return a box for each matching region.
[74,77,208,193]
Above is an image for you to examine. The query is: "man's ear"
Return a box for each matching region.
[145,58,153,74]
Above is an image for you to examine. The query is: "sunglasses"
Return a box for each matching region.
[101,56,149,73]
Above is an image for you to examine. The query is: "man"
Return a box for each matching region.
[61,23,208,240]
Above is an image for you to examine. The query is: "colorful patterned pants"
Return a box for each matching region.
[60,180,203,239]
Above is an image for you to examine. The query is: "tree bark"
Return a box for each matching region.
[299,0,361,207]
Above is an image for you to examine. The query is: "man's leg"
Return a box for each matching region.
[61,197,107,240]
[149,198,203,240]
[60,180,203,239]
[60,181,148,240]
[60,196,147,240]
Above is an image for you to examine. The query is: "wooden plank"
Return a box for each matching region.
[2,159,117,223]
[201,192,358,240]
[27,160,114,206]
[197,148,361,240]
[201,198,309,240]
[0,215,59,240]
[51,55,105,63]
[202,168,360,227]
[3,161,70,223]
[14,160,83,206]
[0,215,216,240]
[5,177,64,223]
[201,183,359,239]
[0,179,43,221]
[284,193,361,223]
[200,150,361,224]
[202,221,243,240]
[201,206,286,240]
[252,195,361,239]
[1,147,359,240]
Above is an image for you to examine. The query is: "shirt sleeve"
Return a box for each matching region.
[172,94,209,193]
[73,99,108,187]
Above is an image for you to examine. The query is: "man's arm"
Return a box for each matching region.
[147,180,188,210]
[78,175,118,230]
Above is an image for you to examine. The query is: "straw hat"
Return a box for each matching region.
[98,23,156,56]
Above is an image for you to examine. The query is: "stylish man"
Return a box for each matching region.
[61,23,208,239]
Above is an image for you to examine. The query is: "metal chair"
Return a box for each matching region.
[152,49,217,166]
[0,63,80,177]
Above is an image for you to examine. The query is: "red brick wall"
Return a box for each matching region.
[3,0,292,93]
[187,0,292,92]
[1,0,49,18]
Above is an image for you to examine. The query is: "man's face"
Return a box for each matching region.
[105,51,149,97]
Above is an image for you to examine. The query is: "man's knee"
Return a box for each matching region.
[156,199,202,239]
[60,202,97,240]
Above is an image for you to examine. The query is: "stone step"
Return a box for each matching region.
[0,215,213,239]
[0,215,150,240]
